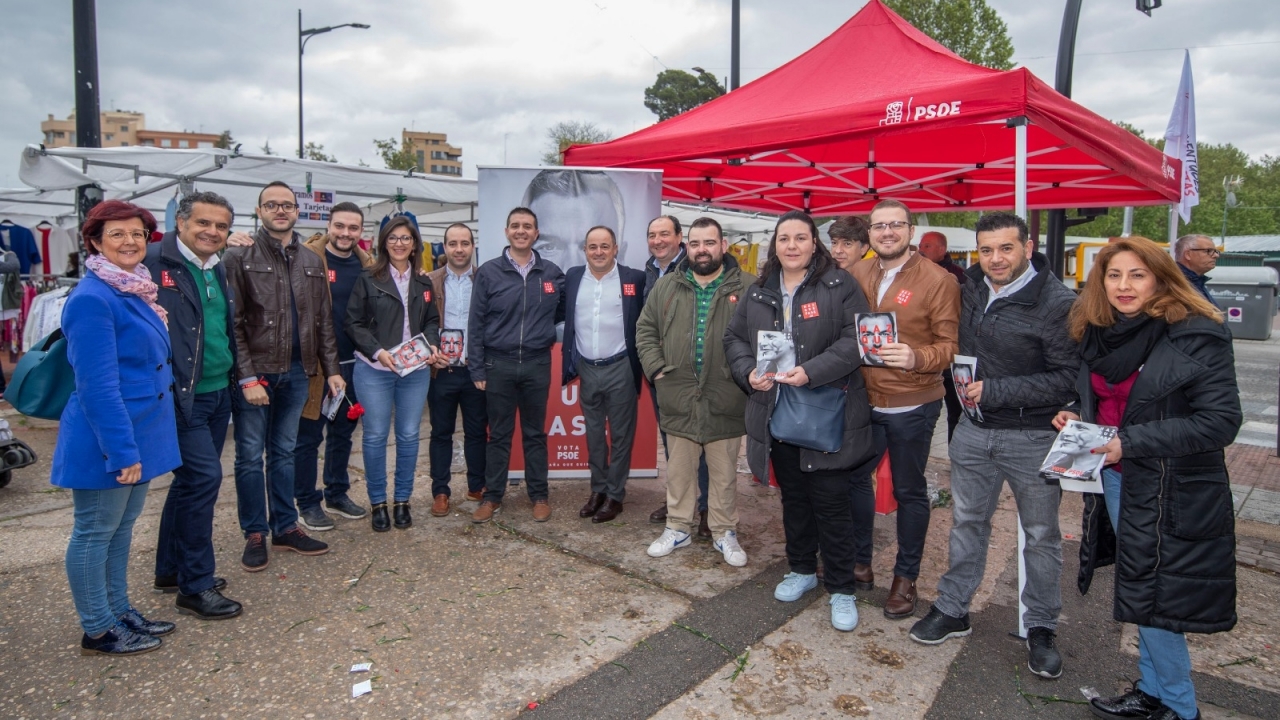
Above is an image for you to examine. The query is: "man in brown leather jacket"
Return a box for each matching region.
[849,199,960,621]
[224,181,343,572]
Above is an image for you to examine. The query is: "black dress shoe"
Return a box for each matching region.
[1089,685,1164,719]
[393,501,412,529]
[80,625,161,656]
[176,588,244,620]
[153,575,227,594]
[591,498,624,523]
[118,608,176,637]
[579,492,607,518]
[371,503,391,532]
[649,504,668,523]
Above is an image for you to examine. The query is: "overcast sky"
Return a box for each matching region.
[1,0,1276,189]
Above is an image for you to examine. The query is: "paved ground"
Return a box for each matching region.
[0,323,1276,719]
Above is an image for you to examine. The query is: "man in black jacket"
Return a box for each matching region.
[908,213,1079,682]
[469,207,566,524]
[146,191,243,620]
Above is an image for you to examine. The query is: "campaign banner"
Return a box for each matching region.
[294,188,335,228]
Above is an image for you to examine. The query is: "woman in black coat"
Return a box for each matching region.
[1054,237,1240,720]
[725,210,875,633]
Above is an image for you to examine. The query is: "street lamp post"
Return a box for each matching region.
[298,9,369,159]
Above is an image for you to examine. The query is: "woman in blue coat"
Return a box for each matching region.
[51,200,182,656]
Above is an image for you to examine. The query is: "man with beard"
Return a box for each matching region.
[292,202,372,530]
[638,218,755,567]
[849,200,960,619]
[225,181,344,571]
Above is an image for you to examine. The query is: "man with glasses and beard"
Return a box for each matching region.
[224,181,344,571]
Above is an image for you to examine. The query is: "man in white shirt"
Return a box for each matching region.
[562,227,647,523]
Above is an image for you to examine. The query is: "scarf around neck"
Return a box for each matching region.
[86,254,168,327]
[1080,312,1165,384]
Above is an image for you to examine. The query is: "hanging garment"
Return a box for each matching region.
[35,224,77,276]
[0,224,42,274]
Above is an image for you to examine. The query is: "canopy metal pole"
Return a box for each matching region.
[730,0,740,90]
[1014,119,1028,220]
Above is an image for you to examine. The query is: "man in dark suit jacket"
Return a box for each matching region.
[562,226,647,523]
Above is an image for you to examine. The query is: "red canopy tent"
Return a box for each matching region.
[565,0,1178,217]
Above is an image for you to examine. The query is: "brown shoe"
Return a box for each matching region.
[854,563,875,591]
[884,576,917,619]
[465,489,484,502]
[649,504,668,524]
[532,500,552,522]
[431,494,451,517]
[472,500,500,523]
[697,511,712,539]
[579,492,607,518]
[591,498,624,524]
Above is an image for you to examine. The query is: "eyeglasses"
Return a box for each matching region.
[1188,248,1221,257]
[386,235,415,245]
[203,269,217,300]
[104,230,148,242]
[869,221,911,233]
[261,201,298,212]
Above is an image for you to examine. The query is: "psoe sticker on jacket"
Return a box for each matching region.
[895,289,912,305]
[623,283,636,296]
[543,282,555,294]
[328,269,336,283]
[161,270,176,288]
[423,290,432,302]
[801,302,819,319]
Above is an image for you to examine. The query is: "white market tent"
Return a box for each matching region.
[13,145,478,233]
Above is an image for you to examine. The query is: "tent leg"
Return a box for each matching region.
[1014,121,1028,220]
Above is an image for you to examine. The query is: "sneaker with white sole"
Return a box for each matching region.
[647,528,691,558]
[829,593,859,632]
[713,530,748,567]
[774,572,818,602]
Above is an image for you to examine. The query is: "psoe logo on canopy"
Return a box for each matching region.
[879,97,963,126]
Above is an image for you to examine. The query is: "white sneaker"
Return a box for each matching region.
[830,593,859,632]
[714,530,748,567]
[774,572,818,602]
[647,528,691,558]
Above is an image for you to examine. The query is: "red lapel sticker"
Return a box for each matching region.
[729,294,738,303]
[896,289,913,305]
[327,269,336,283]
[423,290,432,302]
[623,283,636,297]
[543,281,555,294]
[801,302,820,319]
[160,270,176,288]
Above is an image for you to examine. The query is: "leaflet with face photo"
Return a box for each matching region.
[388,333,433,377]
[320,389,345,422]
[950,354,983,423]
[1039,420,1118,493]
[439,329,465,367]
[855,312,896,367]
[756,331,795,380]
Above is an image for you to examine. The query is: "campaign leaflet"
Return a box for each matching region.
[756,331,795,380]
[950,354,983,423]
[387,333,433,377]
[1039,420,1118,493]
[855,312,896,367]
[439,329,465,367]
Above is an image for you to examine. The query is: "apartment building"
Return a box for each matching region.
[41,111,221,150]
[403,130,462,177]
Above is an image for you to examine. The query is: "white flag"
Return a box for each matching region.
[1164,51,1199,223]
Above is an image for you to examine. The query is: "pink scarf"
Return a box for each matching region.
[85,254,169,327]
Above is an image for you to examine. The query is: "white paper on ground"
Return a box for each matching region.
[350,663,372,673]
[352,680,372,698]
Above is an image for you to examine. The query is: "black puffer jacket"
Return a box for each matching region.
[724,265,876,479]
[1076,315,1241,634]
[960,254,1079,429]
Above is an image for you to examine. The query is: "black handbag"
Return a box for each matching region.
[769,382,846,453]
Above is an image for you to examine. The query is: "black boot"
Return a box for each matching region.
[393,501,412,529]
[371,503,391,532]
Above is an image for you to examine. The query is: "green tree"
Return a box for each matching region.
[644,69,726,121]
[541,121,612,166]
[214,130,235,150]
[374,137,419,171]
[305,142,337,163]
[885,0,1014,70]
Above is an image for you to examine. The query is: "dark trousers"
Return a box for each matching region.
[156,387,232,595]
[942,372,961,442]
[483,356,551,504]
[772,441,858,595]
[580,360,638,502]
[429,365,488,496]
[652,384,708,512]
[294,363,358,510]
[852,400,941,580]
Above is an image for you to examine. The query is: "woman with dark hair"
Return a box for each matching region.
[51,200,182,656]
[724,210,876,632]
[344,217,440,531]
[1056,237,1240,720]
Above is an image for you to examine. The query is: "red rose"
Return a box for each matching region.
[346,402,365,421]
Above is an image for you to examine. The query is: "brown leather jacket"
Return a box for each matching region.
[224,227,340,382]
[300,233,372,420]
[849,252,960,408]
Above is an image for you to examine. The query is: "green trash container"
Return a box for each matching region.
[1206,267,1279,341]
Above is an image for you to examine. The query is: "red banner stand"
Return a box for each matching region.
[875,454,898,515]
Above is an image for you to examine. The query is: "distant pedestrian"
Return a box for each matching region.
[1172,233,1220,308]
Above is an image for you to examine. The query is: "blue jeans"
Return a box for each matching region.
[295,363,359,510]
[156,387,232,595]
[233,361,310,537]
[1103,467,1198,719]
[935,418,1062,629]
[66,483,149,636]
[355,362,431,505]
